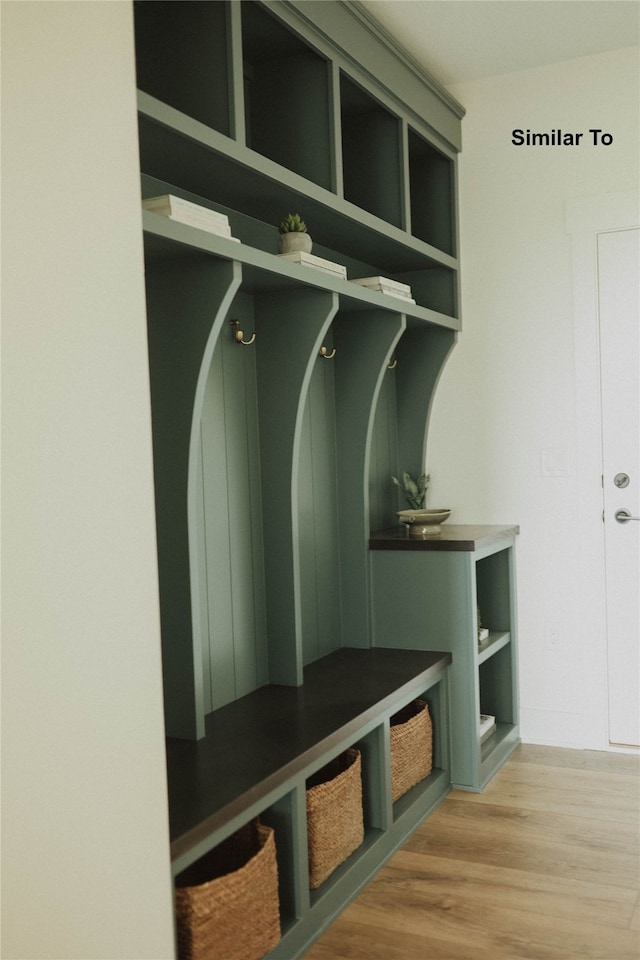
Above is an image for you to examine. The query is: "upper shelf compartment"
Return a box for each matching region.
[340,74,403,229]
[242,0,333,191]
[408,128,456,257]
[133,0,231,137]
[135,0,463,319]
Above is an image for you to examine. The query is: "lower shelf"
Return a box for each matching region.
[165,647,451,959]
[269,768,451,960]
[166,646,451,869]
[457,721,519,793]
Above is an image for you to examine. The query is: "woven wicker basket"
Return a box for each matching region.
[390,699,433,802]
[306,747,364,889]
[174,819,280,960]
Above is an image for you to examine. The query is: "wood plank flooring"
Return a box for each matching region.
[304,744,640,960]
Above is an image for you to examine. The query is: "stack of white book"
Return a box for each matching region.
[142,194,240,241]
[278,250,347,279]
[350,275,415,304]
[479,714,496,743]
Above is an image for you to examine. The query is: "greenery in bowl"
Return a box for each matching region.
[278,213,308,234]
[392,471,430,510]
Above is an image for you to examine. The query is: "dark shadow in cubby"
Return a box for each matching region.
[133,0,231,136]
[479,643,515,727]
[408,128,456,256]
[340,73,403,228]
[242,0,332,190]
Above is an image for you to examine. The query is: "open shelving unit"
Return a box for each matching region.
[369,525,520,791]
[130,1,498,955]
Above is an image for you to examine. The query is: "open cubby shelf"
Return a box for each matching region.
[242,0,334,190]
[167,647,450,958]
[134,0,462,265]
[167,647,450,863]
[134,0,231,136]
[369,525,520,791]
[137,111,459,317]
[141,202,459,326]
[340,72,403,228]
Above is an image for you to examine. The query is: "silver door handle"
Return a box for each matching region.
[615,509,640,523]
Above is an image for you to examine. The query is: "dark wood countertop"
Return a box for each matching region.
[369,524,520,552]
[165,647,451,863]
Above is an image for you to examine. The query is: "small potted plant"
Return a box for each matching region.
[392,471,430,510]
[392,470,450,536]
[278,213,312,255]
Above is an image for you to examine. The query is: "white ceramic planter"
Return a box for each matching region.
[278,232,312,255]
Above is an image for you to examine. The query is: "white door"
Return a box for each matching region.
[598,227,640,747]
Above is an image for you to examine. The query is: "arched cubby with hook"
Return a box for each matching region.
[144,217,457,739]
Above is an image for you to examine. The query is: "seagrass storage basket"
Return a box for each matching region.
[389,698,433,802]
[174,819,280,960]
[306,747,364,889]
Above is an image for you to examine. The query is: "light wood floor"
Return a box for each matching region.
[304,744,640,960]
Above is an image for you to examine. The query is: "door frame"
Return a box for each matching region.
[566,189,640,752]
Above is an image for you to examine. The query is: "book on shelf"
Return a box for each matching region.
[142,194,240,241]
[479,714,496,743]
[350,275,415,303]
[278,250,347,279]
[351,275,411,294]
[478,627,490,648]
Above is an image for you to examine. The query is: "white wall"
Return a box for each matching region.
[427,47,640,749]
[1,3,175,957]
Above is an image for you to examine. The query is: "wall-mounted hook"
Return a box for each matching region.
[231,319,255,345]
[319,345,337,359]
[387,357,398,369]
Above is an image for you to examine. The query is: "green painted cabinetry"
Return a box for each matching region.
[136,0,464,740]
[370,525,520,790]
[133,1,471,954]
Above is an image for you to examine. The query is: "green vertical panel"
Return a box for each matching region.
[359,724,391,831]
[245,313,269,689]
[400,120,411,234]
[368,369,400,530]
[200,343,235,712]
[334,310,405,646]
[298,354,342,666]
[507,545,520,732]
[298,391,318,664]
[308,354,341,662]
[370,550,479,786]
[262,787,310,922]
[194,428,212,715]
[424,681,448,773]
[145,252,241,739]
[328,60,341,195]
[223,302,260,699]
[200,292,268,711]
[255,288,339,685]
[227,0,245,142]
